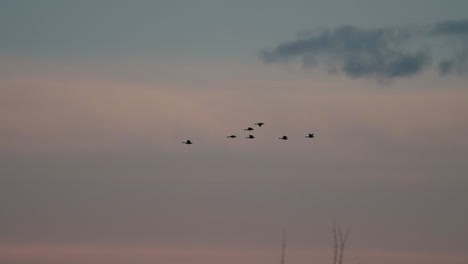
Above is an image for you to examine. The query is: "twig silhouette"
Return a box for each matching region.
[332,220,350,264]
[280,231,286,264]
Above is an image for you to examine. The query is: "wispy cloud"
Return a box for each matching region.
[261,19,468,82]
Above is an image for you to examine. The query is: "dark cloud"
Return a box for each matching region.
[438,51,468,76]
[261,19,468,81]
[432,19,468,75]
[432,19,468,35]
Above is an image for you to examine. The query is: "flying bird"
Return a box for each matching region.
[244,127,254,131]
[246,135,255,139]
[305,133,315,138]
[279,136,288,140]
[227,135,237,138]
[255,122,265,127]
[182,140,192,144]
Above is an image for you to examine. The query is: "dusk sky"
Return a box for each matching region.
[1,1,468,264]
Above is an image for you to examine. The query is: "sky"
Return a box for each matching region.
[1,1,468,264]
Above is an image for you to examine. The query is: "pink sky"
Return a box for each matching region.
[1,58,468,264]
[1,243,467,264]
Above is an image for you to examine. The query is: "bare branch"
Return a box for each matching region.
[333,221,350,264]
[280,231,286,264]
[332,220,338,264]
[338,227,349,264]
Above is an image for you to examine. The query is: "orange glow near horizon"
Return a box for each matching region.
[0,244,467,264]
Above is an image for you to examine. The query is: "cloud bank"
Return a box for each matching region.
[261,19,468,81]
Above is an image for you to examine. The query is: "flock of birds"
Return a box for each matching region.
[182,122,315,144]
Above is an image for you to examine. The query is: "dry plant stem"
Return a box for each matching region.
[332,220,350,264]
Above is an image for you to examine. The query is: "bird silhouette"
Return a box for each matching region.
[244,127,254,131]
[227,135,237,138]
[182,140,192,144]
[279,136,288,140]
[305,133,315,138]
[246,135,255,139]
[254,122,265,127]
